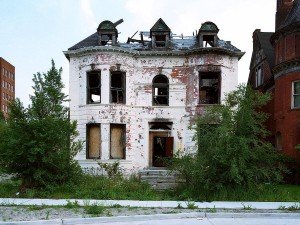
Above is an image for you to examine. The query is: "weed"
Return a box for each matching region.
[111,204,122,208]
[176,203,183,209]
[65,200,80,209]
[84,204,105,215]
[241,203,253,210]
[187,201,198,209]
[45,211,50,220]
[278,203,300,211]
[206,206,217,213]
[28,204,47,211]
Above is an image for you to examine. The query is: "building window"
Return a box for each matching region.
[152,75,169,106]
[292,81,300,108]
[255,66,263,87]
[110,72,126,104]
[87,71,101,104]
[275,132,283,151]
[110,124,126,159]
[199,72,220,104]
[86,124,101,159]
[155,35,167,47]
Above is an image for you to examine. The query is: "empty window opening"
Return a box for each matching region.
[87,71,101,103]
[111,72,125,104]
[153,75,169,106]
[203,35,214,47]
[155,35,166,47]
[255,66,263,87]
[292,81,300,108]
[110,124,126,159]
[101,34,113,46]
[87,124,101,159]
[199,72,220,104]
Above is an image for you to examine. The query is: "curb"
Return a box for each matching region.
[0,212,300,225]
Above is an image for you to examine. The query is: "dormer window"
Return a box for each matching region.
[97,19,123,46]
[150,18,171,49]
[198,21,219,48]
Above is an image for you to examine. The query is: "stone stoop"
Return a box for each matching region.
[138,168,184,190]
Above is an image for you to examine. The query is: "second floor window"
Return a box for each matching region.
[152,75,169,106]
[255,66,263,87]
[199,72,220,104]
[111,72,126,104]
[292,81,300,108]
[87,71,101,104]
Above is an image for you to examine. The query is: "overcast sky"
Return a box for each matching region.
[0,0,276,107]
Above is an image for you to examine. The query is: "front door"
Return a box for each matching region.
[152,136,173,167]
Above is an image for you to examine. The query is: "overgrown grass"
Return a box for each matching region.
[0,175,299,202]
[173,183,300,202]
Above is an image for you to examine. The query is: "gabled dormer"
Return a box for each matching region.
[150,18,171,49]
[97,19,123,46]
[198,21,219,47]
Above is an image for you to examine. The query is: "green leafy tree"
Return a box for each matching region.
[0,60,82,190]
[172,85,285,194]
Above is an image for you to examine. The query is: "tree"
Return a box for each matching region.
[0,60,82,190]
[172,85,285,194]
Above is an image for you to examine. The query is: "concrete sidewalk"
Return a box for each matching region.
[0,212,300,225]
[0,198,299,209]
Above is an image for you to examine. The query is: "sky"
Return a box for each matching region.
[0,0,276,107]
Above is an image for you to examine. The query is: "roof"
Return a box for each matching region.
[279,0,300,29]
[150,18,171,32]
[257,32,275,69]
[199,21,219,33]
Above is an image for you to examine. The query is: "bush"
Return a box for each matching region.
[171,85,286,195]
[0,60,82,190]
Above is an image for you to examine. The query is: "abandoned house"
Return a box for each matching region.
[64,18,244,175]
[248,0,300,182]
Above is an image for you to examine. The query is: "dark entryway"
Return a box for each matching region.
[152,136,173,167]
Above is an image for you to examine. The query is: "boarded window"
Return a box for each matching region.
[87,124,101,159]
[153,75,169,106]
[110,124,126,159]
[199,72,220,104]
[111,72,126,103]
[87,71,101,103]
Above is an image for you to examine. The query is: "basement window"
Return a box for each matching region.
[86,124,101,159]
[199,72,220,104]
[87,71,101,104]
[153,75,169,106]
[292,81,300,108]
[110,124,126,159]
[111,72,126,104]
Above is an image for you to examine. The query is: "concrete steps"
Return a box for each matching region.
[139,168,184,190]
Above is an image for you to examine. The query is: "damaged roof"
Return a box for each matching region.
[66,19,244,58]
[280,0,300,29]
[257,32,275,69]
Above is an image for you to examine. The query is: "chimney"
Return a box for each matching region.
[276,0,294,30]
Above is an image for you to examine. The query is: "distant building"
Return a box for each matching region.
[248,0,300,182]
[64,18,244,175]
[0,57,15,117]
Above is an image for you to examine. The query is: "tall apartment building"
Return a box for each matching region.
[0,57,15,117]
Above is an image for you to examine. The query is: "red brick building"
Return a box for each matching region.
[0,57,15,118]
[248,0,300,182]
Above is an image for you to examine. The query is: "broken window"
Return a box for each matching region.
[153,75,169,106]
[110,124,126,159]
[199,72,220,104]
[255,66,263,87]
[155,35,166,47]
[292,81,300,108]
[100,34,113,46]
[203,35,215,47]
[87,71,101,103]
[110,72,126,104]
[86,124,101,159]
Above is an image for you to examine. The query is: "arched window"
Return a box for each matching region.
[152,75,169,106]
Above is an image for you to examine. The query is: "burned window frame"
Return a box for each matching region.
[152,75,169,106]
[199,72,221,105]
[110,124,126,159]
[110,71,126,104]
[86,123,101,159]
[87,70,101,104]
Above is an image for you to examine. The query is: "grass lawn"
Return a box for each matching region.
[0,175,299,202]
